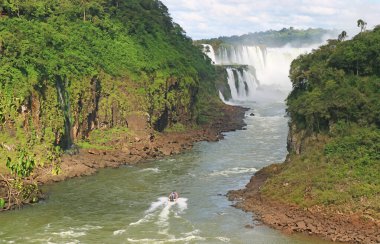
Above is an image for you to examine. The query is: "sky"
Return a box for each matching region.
[160,0,380,40]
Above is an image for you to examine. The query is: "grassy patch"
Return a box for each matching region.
[77,126,131,150]
[76,141,112,150]
[0,164,8,174]
[261,126,380,217]
[165,123,187,133]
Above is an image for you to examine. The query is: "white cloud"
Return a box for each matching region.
[160,0,380,39]
[298,6,337,16]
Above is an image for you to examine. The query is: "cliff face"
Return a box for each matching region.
[286,122,304,155]
[18,76,137,147]
[0,0,219,171]
[286,122,322,156]
[261,27,380,216]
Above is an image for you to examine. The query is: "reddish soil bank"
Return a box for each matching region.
[0,104,247,211]
[228,166,380,244]
[33,104,248,184]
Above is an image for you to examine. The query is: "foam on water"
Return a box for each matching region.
[209,167,258,177]
[140,168,160,173]
[129,213,155,226]
[72,225,102,231]
[52,230,86,238]
[122,196,203,242]
[113,229,126,235]
[175,198,188,213]
[156,200,173,234]
[44,223,52,230]
[216,236,231,242]
[127,235,206,243]
[132,200,184,232]
[146,197,168,213]
[48,225,103,240]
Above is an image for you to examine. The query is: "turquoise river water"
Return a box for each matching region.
[0,101,332,244]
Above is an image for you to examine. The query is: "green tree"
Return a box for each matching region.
[357,19,367,33]
[0,0,219,178]
[6,149,35,178]
[338,31,347,41]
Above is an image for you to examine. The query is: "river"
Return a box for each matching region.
[0,101,331,244]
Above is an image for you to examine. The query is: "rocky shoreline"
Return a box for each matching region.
[228,165,380,244]
[36,104,247,184]
[0,104,247,211]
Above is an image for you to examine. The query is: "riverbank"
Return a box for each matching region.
[228,164,380,244]
[0,103,247,211]
[36,104,247,184]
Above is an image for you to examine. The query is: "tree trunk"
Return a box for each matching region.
[356,60,359,76]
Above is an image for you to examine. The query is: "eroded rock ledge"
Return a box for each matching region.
[228,165,380,244]
[35,104,248,184]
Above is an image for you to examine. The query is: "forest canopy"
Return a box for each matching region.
[0,0,218,172]
[261,26,380,214]
[196,27,336,48]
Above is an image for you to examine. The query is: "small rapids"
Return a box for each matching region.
[0,104,331,244]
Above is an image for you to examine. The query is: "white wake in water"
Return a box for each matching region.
[126,197,172,227]
[116,197,207,242]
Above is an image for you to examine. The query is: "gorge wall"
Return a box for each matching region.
[0,0,220,172]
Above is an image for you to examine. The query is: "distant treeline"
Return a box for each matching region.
[196,27,336,48]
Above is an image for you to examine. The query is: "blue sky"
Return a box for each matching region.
[160,0,380,39]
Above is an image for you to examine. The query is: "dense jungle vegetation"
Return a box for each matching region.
[261,26,380,218]
[0,0,220,205]
[196,27,335,49]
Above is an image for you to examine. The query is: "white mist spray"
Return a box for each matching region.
[204,44,310,102]
[202,44,216,64]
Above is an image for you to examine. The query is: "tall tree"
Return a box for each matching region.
[357,19,367,33]
[338,31,347,42]
[81,0,88,21]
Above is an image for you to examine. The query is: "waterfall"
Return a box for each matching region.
[202,44,216,64]
[203,44,310,102]
[225,67,259,101]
